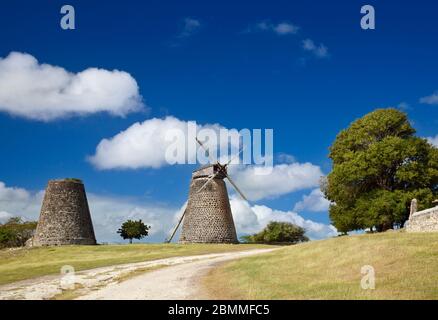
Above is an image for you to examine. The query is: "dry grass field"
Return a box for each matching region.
[0,243,271,285]
[203,232,438,300]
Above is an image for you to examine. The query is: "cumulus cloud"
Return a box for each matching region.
[0,181,43,221]
[248,21,299,35]
[0,211,14,224]
[302,39,329,58]
[276,153,296,164]
[293,188,330,212]
[427,134,438,147]
[0,180,177,243]
[230,196,337,240]
[0,52,144,121]
[89,116,323,201]
[0,181,31,202]
[90,117,189,169]
[420,91,438,105]
[88,116,240,170]
[228,163,324,201]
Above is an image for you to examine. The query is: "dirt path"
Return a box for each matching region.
[0,248,276,300]
[77,248,275,300]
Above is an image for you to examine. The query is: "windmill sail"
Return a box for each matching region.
[165,208,187,243]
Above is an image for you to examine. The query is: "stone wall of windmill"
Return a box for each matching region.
[179,170,238,243]
[32,179,97,246]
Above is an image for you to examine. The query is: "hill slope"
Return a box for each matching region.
[203,232,438,300]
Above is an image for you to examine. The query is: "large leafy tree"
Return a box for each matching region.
[117,219,150,244]
[323,108,438,233]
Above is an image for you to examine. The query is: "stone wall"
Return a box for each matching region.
[405,206,438,233]
[179,173,238,244]
[32,179,96,246]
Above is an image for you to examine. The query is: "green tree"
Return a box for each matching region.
[323,108,438,233]
[241,221,309,244]
[0,217,37,248]
[117,219,150,244]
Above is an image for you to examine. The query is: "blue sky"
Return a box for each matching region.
[0,0,437,242]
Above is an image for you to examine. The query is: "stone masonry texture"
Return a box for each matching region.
[179,168,238,244]
[33,179,97,246]
[405,206,438,233]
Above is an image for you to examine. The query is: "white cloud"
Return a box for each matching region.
[420,91,438,105]
[230,196,337,240]
[302,39,329,58]
[178,18,201,38]
[90,117,187,169]
[276,153,296,164]
[228,163,323,201]
[427,134,438,147]
[0,211,14,224]
[273,22,299,35]
[250,21,299,35]
[293,188,330,212]
[89,116,240,170]
[246,22,330,61]
[397,102,410,110]
[0,181,30,202]
[0,52,144,121]
[0,181,42,220]
[89,116,323,201]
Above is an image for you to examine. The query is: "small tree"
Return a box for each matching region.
[241,221,309,244]
[117,219,150,244]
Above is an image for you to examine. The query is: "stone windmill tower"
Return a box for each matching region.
[32,179,96,246]
[166,138,247,244]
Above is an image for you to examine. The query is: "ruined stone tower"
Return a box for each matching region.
[179,165,238,244]
[33,179,96,246]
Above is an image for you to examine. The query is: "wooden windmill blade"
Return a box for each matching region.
[195,141,248,200]
[195,146,245,195]
[196,170,221,194]
[224,174,248,202]
[196,137,216,164]
[225,146,246,166]
[165,207,187,243]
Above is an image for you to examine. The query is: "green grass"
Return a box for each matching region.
[203,232,438,300]
[0,243,270,285]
